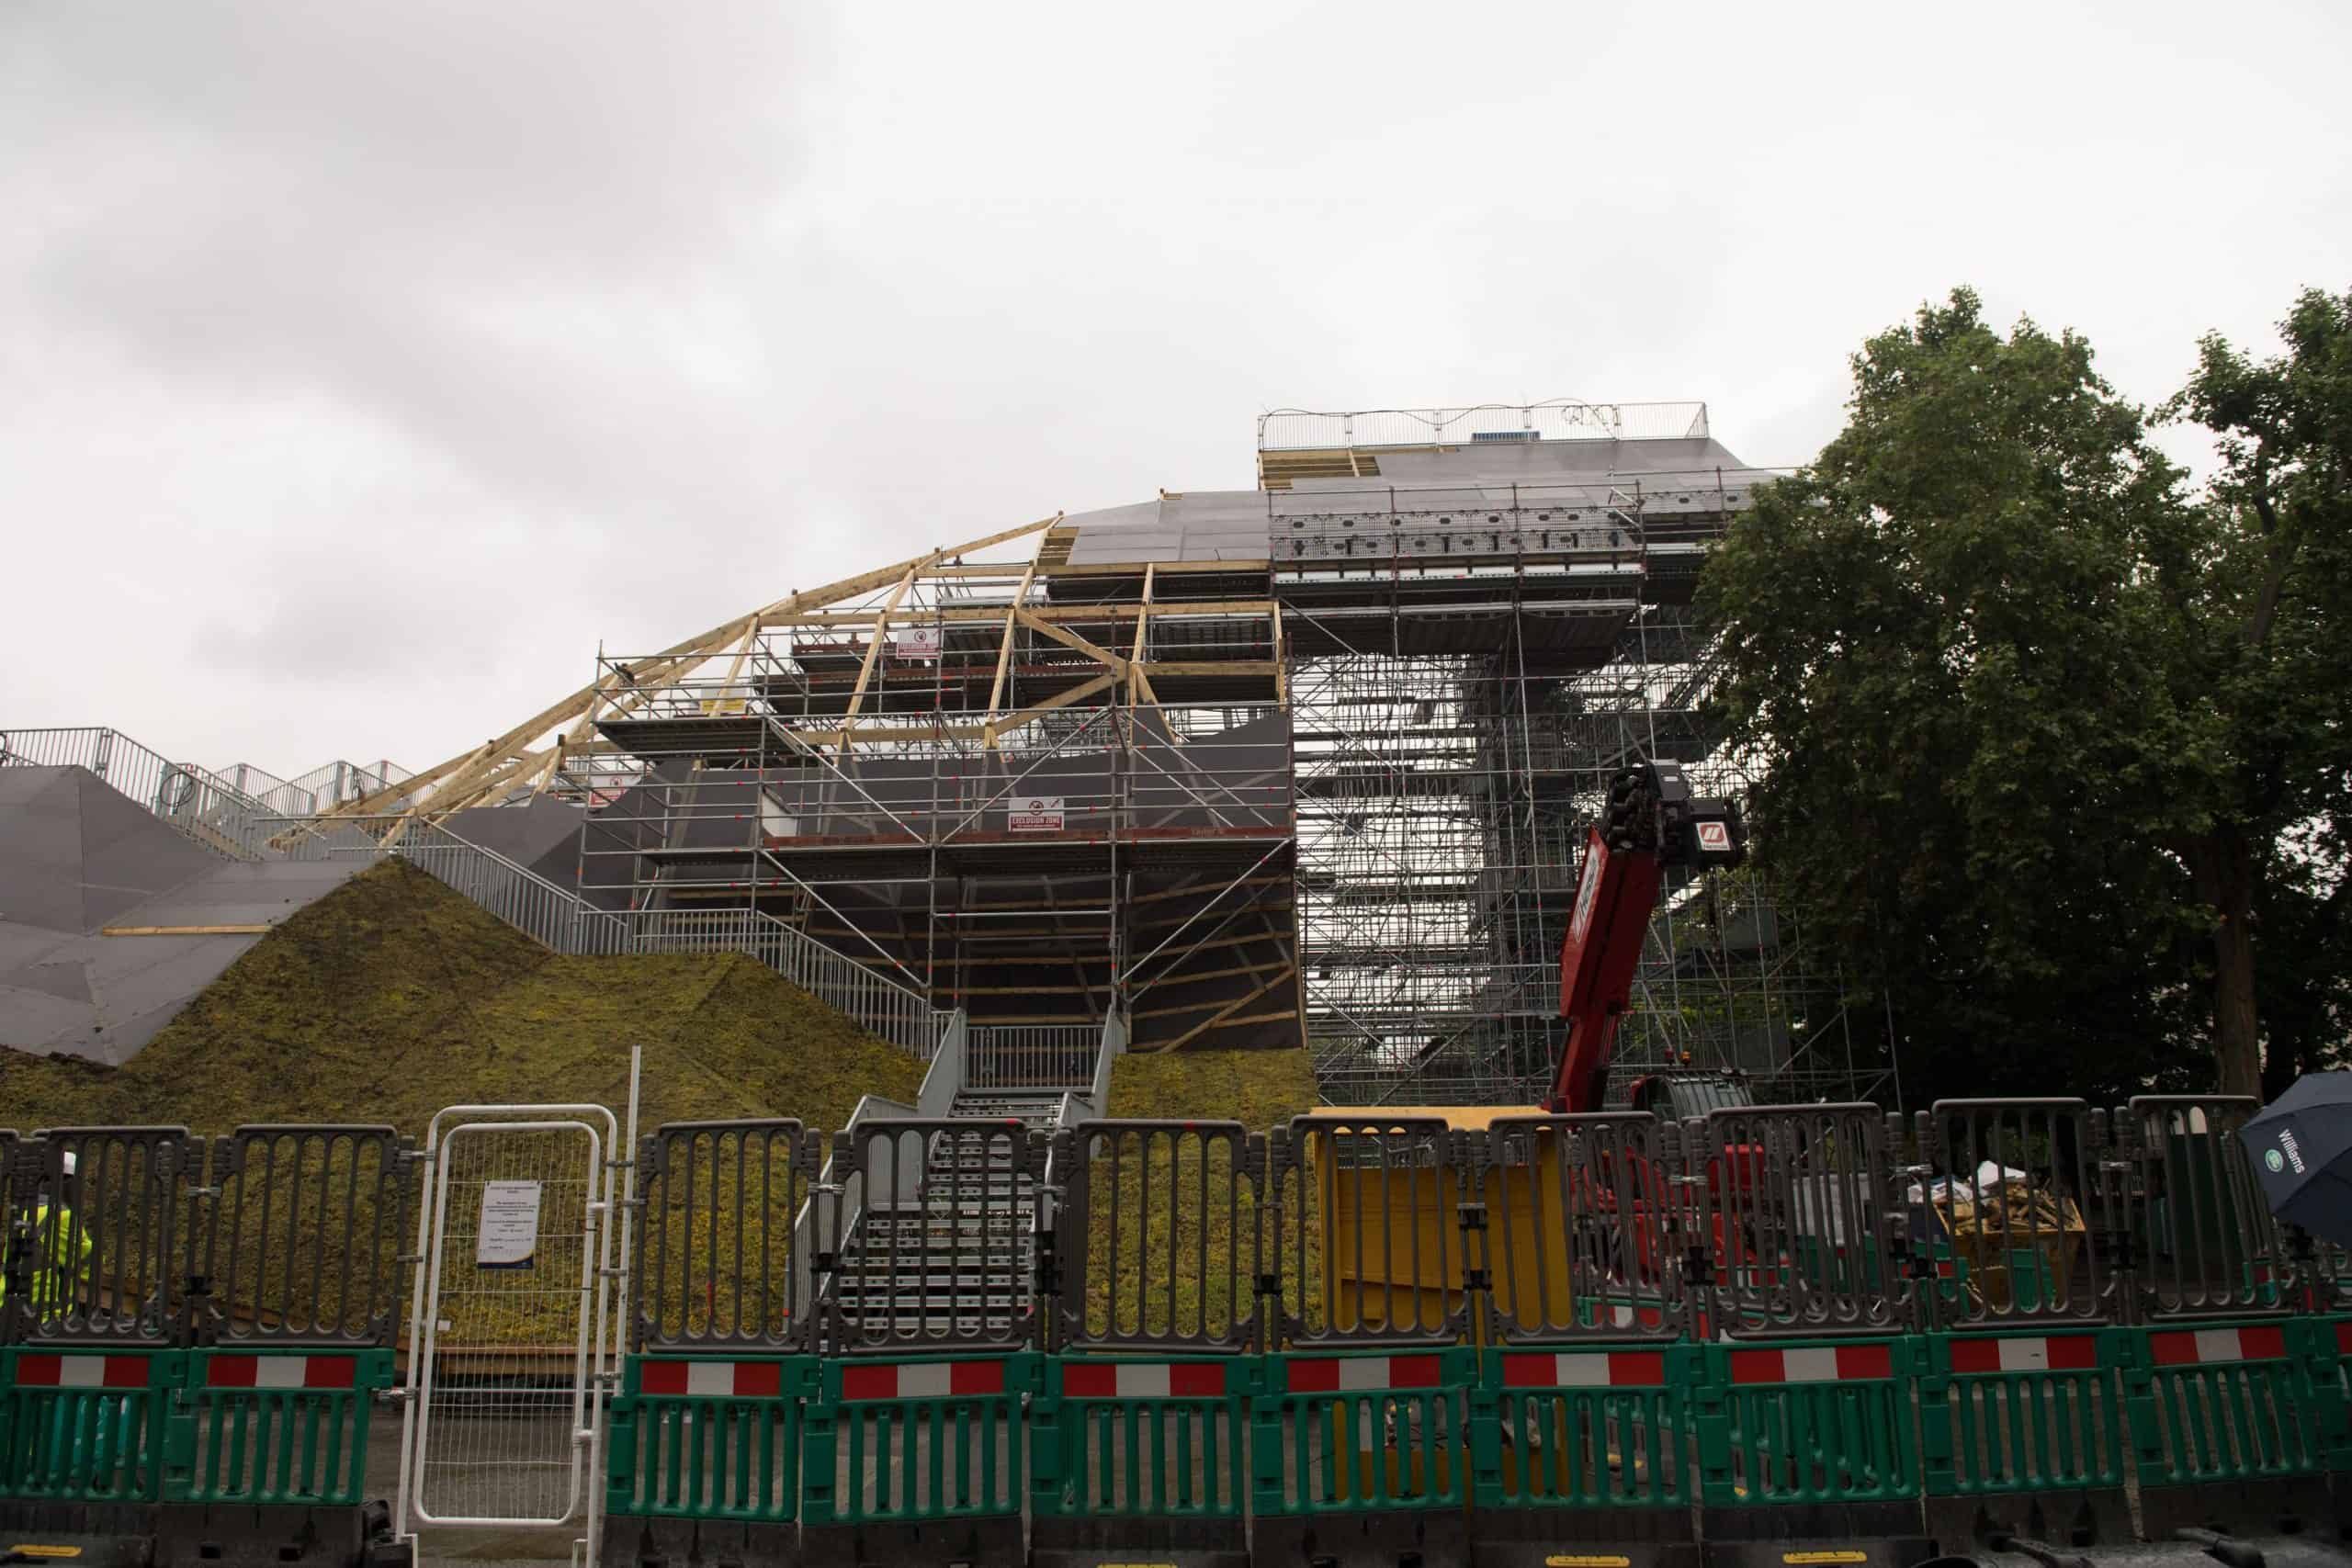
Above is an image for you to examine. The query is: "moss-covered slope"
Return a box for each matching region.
[0,860,922,1136]
[1105,1043,1321,1126]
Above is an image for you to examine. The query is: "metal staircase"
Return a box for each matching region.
[828,1090,1062,1345]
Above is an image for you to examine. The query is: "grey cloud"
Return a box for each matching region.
[4,0,2348,775]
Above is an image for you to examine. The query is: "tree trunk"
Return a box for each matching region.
[2186,828,2263,1098]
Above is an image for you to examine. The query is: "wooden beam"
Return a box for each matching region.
[329,513,1063,824]
[1128,874,1290,908]
[784,721,989,746]
[1035,558,1271,579]
[1273,604,1290,705]
[104,924,271,937]
[751,513,1060,624]
[1127,562,1169,716]
[763,600,1277,629]
[839,566,919,754]
[1137,966,1298,1048]
[982,558,1036,751]
[1013,608,1127,676]
[1135,660,1281,678]
[984,672,1115,744]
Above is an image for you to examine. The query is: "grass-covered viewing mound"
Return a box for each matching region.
[0,859,922,1138]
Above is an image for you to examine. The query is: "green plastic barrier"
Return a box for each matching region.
[2115,1319,2334,1537]
[605,1353,814,1521]
[1914,1327,2130,1546]
[1032,1354,1254,1568]
[1469,1343,1702,1568]
[800,1351,1038,1568]
[0,1348,183,1505]
[1690,1337,1930,1568]
[2285,1315,2352,1474]
[602,1352,814,1568]
[1250,1347,1476,1568]
[172,1348,395,1508]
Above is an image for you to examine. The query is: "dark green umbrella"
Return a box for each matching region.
[2239,1071,2352,1250]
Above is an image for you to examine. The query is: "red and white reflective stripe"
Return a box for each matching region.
[12,1354,151,1389]
[839,1360,1006,1401]
[2148,1326,2288,1367]
[205,1355,357,1390]
[639,1359,786,1399]
[1285,1355,1442,1393]
[1062,1361,1227,1399]
[1503,1350,1665,1388]
[1949,1337,2099,1375]
[1727,1344,1893,1383]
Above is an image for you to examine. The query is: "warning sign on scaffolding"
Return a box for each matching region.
[1008,795,1065,832]
[891,626,941,660]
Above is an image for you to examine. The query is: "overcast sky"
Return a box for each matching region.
[6,1,2346,781]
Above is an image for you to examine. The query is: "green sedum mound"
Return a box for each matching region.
[1075,1044,1323,1344]
[0,859,922,1139]
[1104,1042,1319,1127]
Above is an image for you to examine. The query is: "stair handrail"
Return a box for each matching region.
[1084,1009,1126,1121]
[789,1089,919,1337]
[746,908,938,1057]
[915,1010,968,1119]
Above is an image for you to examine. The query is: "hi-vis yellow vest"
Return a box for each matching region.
[1,1203,93,1310]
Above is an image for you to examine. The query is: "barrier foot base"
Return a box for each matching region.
[155,1502,368,1568]
[801,1516,1023,1568]
[1925,1490,2133,1551]
[1469,1504,1702,1568]
[601,1513,798,1568]
[0,1501,157,1568]
[1034,1513,1248,1568]
[1248,1508,1466,1568]
[2142,1482,2340,1544]
[1699,1504,1934,1568]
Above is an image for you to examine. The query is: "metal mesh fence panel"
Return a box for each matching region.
[1054,1119,1266,1352]
[634,1121,818,1352]
[199,1125,413,1347]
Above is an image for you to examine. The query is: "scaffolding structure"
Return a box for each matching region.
[474,399,1888,1105]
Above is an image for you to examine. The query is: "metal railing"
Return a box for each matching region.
[0,725,283,862]
[1257,399,1710,452]
[967,1022,1100,1089]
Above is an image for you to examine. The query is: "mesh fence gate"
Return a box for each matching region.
[397,1107,617,1553]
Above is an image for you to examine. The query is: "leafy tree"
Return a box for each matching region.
[1701,287,2352,1103]
[2165,290,2352,1092]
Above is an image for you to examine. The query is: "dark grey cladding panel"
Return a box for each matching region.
[100,860,362,931]
[1,955,92,1005]
[73,770,226,928]
[0,765,220,933]
[444,796,589,883]
[1359,434,1755,483]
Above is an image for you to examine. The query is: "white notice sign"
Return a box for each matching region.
[476,1180,543,1269]
[1007,795,1065,832]
[892,627,941,660]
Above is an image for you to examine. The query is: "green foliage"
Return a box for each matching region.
[0,859,924,1137]
[1701,287,2352,1102]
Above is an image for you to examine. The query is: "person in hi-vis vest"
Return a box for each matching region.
[3,1149,93,1322]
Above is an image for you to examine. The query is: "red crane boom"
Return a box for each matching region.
[1549,761,1747,1113]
